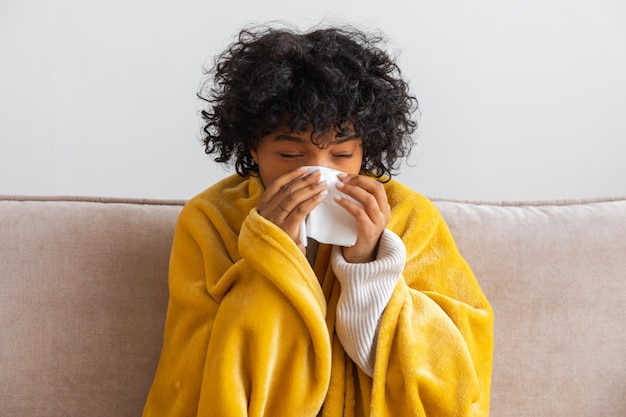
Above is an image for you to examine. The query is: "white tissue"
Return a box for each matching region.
[300,166,362,247]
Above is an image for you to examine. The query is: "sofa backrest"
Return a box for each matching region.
[436,197,626,417]
[0,197,183,417]
[1,195,625,416]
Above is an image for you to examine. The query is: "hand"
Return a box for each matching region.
[334,174,391,263]
[257,168,328,254]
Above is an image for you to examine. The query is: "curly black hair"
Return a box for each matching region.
[198,24,418,180]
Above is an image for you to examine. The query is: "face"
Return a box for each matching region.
[250,125,364,187]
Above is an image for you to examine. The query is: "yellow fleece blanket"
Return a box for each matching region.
[143,174,493,417]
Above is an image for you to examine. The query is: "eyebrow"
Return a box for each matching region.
[273,134,305,143]
[273,133,360,145]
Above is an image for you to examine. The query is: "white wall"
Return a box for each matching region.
[1,0,625,201]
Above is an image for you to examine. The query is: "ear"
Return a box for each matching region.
[249,147,258,162]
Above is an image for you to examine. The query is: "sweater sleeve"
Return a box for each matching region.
[331,229,406,376]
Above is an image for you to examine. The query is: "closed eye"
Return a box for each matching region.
[279,153,303,159]
[333,154,353,159]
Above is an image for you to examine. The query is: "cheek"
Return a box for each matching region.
[257,165,277,188]
[345,160,362,175]
[347,150,364,174]
[257,161,297,187]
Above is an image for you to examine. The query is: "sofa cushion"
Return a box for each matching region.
[435,197,626,417]
[0,197,183,417]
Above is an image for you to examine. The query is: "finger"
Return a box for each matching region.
[280,188,328,230]
[258,171,328,232]
[258,168,319,217]
[268,188,328,248]
[338,174,390,214]
[336,178,389,225]
[262,167,308,200]
[333,194,373,227]
[275,170,327,213]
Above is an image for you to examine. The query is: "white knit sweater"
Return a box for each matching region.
[330,229,406,376]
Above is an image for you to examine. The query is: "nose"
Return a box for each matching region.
[307,159,328,168]
[305,150,333,169]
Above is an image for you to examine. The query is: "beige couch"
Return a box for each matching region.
[1,195,625,416]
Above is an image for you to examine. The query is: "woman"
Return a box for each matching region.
[143,24,493,417]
